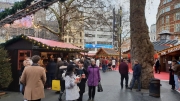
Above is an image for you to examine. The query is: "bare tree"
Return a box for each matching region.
[130,0,154,88]
[34,0,114,42]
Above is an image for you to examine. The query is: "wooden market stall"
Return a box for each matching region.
[95,48,119,59]
[1,34,83,91]
[158,44,180,72]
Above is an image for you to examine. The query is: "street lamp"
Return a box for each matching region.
[118,7,122,60]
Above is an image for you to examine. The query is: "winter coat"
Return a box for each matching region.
[65,74,79,100]
[87,65,101,86]
[119,62,129,75]
[77,68,88,93]
[46,61,57,74]
[55,61,64,79]
[132,64,141,77]
[169,65,175,85]
[20,66,46,100]
[172,64,180,76]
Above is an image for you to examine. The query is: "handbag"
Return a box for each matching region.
[97,82,103,92]
[52,80,61,91]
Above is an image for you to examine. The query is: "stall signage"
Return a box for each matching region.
[167,46,180,53]
[159,45,180,56]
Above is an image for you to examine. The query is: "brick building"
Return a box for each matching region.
[156,0,180,40]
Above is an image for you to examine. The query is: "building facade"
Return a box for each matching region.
[156,0,180,40]
[149,24,157,42]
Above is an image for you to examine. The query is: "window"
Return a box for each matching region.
[85,48,95,51]
[65,38,67,42]
[80,32,82,37]
[80,39,82,43]
[175,12,180,20]
[166,26,170,31]
[85,42,95,44]
[166,16,169,23]
[69,38,71,43]
[161,17,164,24]
[97,35,112,38]
[97,41,112,45]
[165,6,170,12]
[175,24,180,32]
[85,33,95,37]
[175,3,180,9]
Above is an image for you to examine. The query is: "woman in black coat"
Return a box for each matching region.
[169,64,175,90]
[76,60,88,101]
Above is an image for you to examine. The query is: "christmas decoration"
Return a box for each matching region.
[0,46,12,89]
[2,34,84,52]
[0,0,34,21]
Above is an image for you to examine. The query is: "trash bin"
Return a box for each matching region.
[149,78,160,97]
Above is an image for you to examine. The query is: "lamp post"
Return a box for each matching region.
[118,7,122,60]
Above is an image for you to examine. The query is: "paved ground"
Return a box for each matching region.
[0,71,180,101]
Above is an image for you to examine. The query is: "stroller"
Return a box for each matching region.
[58,66,67,101]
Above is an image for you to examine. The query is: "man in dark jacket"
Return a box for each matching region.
[119,59,129,89]
[128,60,141,91]
[46,58,57,89]
[155,59,161,74]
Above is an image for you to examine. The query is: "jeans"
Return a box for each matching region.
[130,76,141,90]
[174,74,179,90]
[59,79,65,100]
[102,65,107,72]
[88,86,96,99]
[47,73,55,88]
[20,83,23,92]
[120,74,129,88]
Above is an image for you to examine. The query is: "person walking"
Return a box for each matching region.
[19,57,33,101]
[128,60,141,91]
[169,62,175,90]
[77,60,88,101]
[96,58,100,68]
[119,59,129,89]
[65,64,80,101]
[46,58,57,89]
[102,57,107,72]
[20,55,46,101]
[172,60,180,91]
[112,58,116,70]
[87,59,101,101]
[155,59,161,74]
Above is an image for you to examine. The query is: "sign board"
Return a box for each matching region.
[85,44,113,48]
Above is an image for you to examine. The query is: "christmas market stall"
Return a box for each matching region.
[158,44,180,72]
[95,48,119,59]
[1,34,83,91]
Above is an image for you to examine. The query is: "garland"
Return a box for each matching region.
[0,0,67,21]
[0,0,34,21]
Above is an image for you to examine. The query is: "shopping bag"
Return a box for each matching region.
[97,82,103,92]
[52,80,61,91]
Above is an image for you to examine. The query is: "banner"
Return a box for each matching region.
[85,44,113,48]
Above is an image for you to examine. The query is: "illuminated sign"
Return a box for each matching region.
[85,44,113,48]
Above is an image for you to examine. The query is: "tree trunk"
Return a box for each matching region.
[130,0,154,88]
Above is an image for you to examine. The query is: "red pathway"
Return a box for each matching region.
[115,63,169,81]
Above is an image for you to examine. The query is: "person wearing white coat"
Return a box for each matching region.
[65,64,80,101]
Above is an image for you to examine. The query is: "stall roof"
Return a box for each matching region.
[152,40,178,51]
[96,48,119,56]
[2,35,83,51]
[28,36,80,49]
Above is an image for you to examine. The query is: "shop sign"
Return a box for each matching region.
[160,51,166,55]
[167,46,180,53]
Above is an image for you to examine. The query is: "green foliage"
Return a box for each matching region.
[0,46,12,89]
[0,0,34,21]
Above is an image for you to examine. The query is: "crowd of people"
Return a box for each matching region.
[19,55,101,101]
[18,54,180,101]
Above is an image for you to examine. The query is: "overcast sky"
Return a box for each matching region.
[112,0,160,30]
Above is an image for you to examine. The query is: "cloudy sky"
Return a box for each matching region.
[113,0,160,30]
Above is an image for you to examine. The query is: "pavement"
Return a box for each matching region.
[0,70,180,101]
